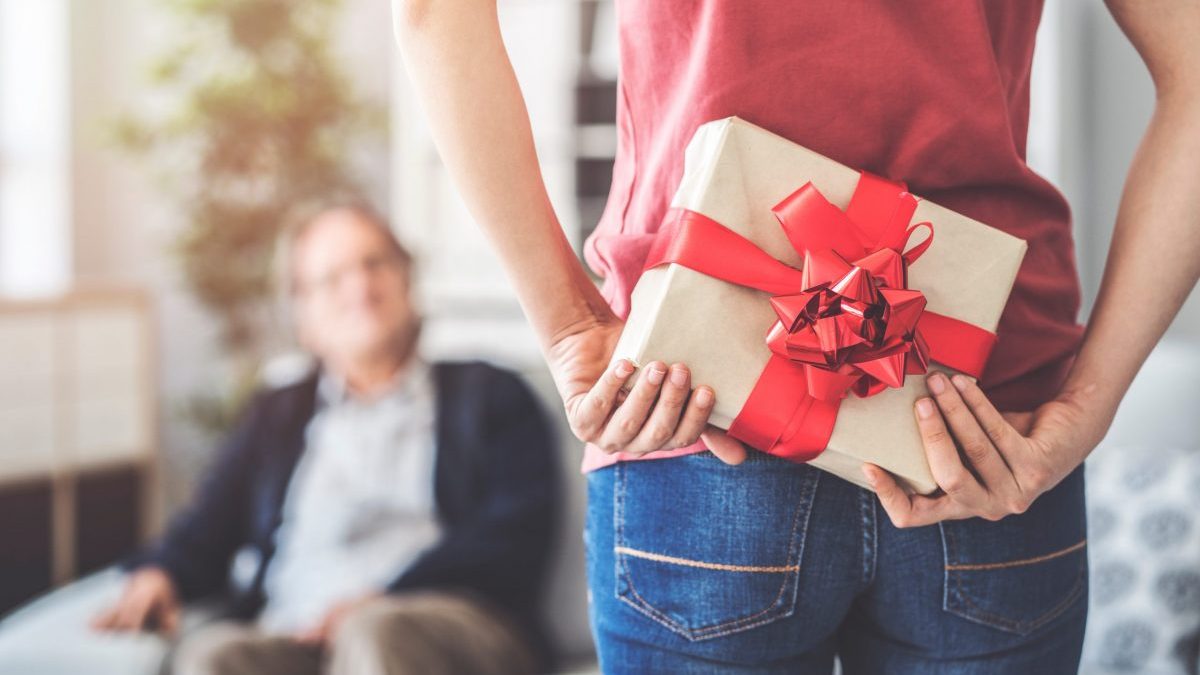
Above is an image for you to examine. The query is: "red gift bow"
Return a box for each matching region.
[640,171,997,462]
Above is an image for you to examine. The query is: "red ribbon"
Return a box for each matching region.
[641,171,997,462]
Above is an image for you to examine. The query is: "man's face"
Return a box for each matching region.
[291,210,417,365]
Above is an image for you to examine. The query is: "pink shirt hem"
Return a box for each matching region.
[580,438,709,474]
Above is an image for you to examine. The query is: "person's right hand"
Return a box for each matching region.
[547,313,747,464]
[91,567,181,635]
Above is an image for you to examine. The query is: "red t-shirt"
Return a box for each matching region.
[580,0,1085,473]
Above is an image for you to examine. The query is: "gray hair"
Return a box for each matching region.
[274,198,414,297]
[270,197,418,343]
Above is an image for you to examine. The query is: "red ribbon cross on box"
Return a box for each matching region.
[640,171,996,462]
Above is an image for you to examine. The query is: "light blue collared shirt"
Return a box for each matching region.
[258,356,441,634]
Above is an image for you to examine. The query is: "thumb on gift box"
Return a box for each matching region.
[701,426,748,465]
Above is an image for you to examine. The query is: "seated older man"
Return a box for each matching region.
[91,202,560,675]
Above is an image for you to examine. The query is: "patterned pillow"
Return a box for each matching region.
[1080,444,1200,674]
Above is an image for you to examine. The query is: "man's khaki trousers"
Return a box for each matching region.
[172,590,539,675]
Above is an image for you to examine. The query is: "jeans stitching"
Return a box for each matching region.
[614,546,800,573]
[617,492,801,638]
[859,488,876,587]
[614,462,818,640]
[951,563,1087,634]
[944,539,1087,571]
[941,524,1088,634]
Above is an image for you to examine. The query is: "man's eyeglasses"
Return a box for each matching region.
[297,252,405,297]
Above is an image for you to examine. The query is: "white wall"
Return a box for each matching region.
[0,0,71,296]
[1040,0,1199,340]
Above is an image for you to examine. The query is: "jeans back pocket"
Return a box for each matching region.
[940,465,1089,636]
[614,451,820,641]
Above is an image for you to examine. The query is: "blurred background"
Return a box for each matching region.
[0,0,1196,673]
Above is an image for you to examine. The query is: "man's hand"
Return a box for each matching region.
[547,314,747,464]
[863,370,1103,527]
[91,567,181,635]
[293,594,380,646]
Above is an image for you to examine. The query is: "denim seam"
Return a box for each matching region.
[613,463,818,641]
[944,539,1087,571]
[950,563,1087,634]
[940,524,1088,634]
[859,488,877,587]
[614,546,800,573]
[617,499,801,638]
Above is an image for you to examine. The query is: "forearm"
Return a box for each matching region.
[392,0,613,354]
[1060,90,1200,442]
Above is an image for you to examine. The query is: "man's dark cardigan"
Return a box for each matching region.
[126,359,561,670]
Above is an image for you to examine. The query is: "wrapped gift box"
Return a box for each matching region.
[612,116,1027,494]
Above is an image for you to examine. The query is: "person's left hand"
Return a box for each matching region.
[862,370,1104,527]
[293,593,381,646]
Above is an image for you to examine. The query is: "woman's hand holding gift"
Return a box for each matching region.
[547,313,747,465]
[863,371,1105,527]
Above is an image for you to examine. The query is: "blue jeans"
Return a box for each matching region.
[584,450,1088,674]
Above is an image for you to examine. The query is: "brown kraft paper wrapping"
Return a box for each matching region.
[612,116,1027,495]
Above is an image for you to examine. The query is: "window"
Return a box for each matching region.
[0,0,71,297]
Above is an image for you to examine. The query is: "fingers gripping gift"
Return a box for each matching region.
[613,117,1026,494]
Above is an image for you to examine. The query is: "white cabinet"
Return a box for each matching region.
[0,292,153,479]
[0,290,156,588]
